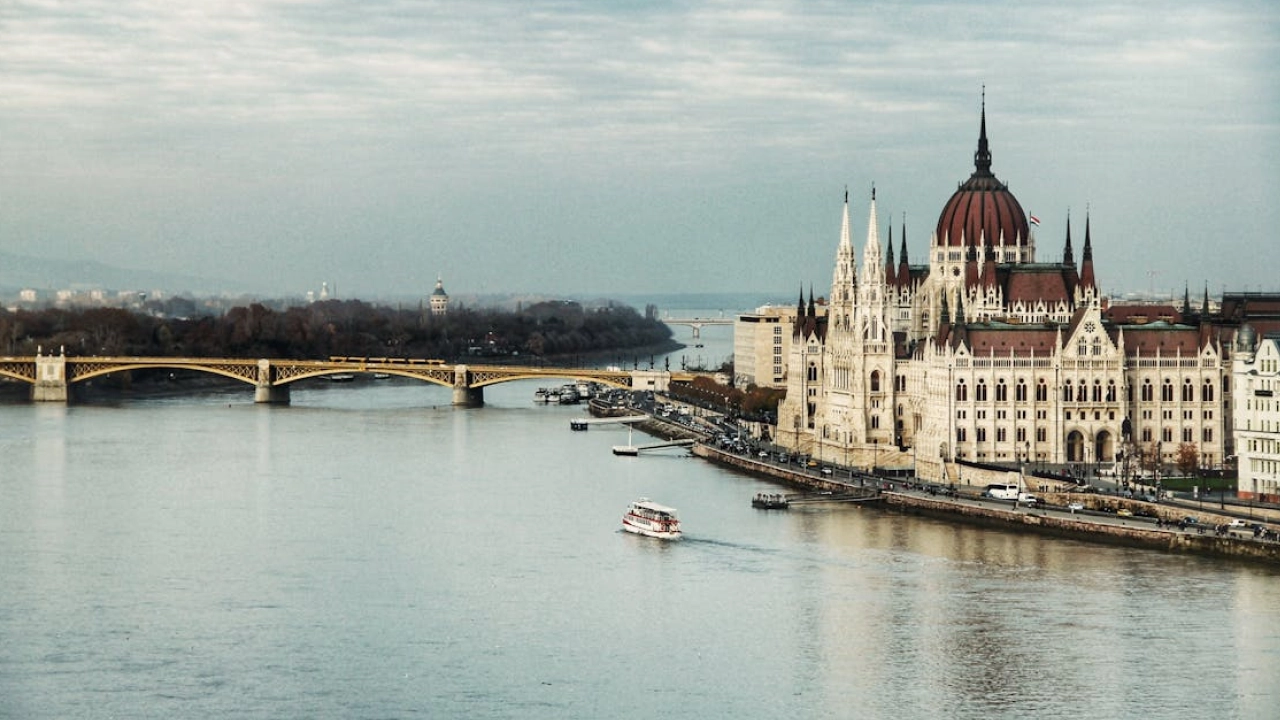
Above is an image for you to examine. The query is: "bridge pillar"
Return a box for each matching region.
[254,359,291,404]
[691,324,702,339]
[452,364,484,407]
[32,349,68,403]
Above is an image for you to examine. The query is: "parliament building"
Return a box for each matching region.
[772,105,1279,499]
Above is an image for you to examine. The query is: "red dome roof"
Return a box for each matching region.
[934,110,1030,249]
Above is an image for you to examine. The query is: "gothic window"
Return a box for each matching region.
[1202,381,1214,402]
[1182,427,1193,443]
[1016,379,1027,402]
[871,371,881,393]
[1077,383,1087,402]
[976,428,987,442]
[1092,338,1102,356]
[1182,379,1194,402]
[1016,427,1026,443]
[956,427,967,442]
[956,380,967,402]
[1063,381,1073,402]
[1142,380,1153,402]
[1162,427,1173,442]
[996,379,1008,402]
[1078,341,1087,356]
[1036,427,1047,442]
[1161,379,1174,402]
[1092,380,1102,403]
[1106,380,1117,402]
[808,363,818,382]
[997,428,1006,442]
[1142,427,1152,442]
[976,380,988,402]
[871,415,880,430]
[1203,427,1213,442]
[1036,379,1048,402]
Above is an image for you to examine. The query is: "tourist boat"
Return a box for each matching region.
[622,499,682,539]
[751,493,789,510]
[326,373,356,382]
[534,388,550,403]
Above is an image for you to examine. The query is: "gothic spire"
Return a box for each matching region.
[1063,211,1075,267]
[885,223,897,286]
[1080,211,1096,289]
[1202,284,1211,316]
[974,86,993,178]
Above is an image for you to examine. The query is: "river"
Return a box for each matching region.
[1,318,1278,719]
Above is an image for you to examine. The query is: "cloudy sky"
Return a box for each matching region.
[1,0,1276,301]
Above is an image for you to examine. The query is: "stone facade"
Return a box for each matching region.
[1234,330,1280,502]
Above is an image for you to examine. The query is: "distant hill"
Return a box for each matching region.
[0,251,251,296]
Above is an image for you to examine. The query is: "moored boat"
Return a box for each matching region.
[622,498,682,539]
[752,493,789,510]
[327,373,356,382]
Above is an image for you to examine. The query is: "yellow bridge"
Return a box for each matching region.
[0,350,695,406]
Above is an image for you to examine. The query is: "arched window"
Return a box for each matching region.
[1092,337,1102,356]
[976,379,988,402]
[1106,380,1117,402]
[1203,381,1214,402]
[1182,379,1194,402]
[1077,383,1087,402]
[1016,379,1027,402]
[1092,380,1102,402]
[996,378,1008,402]
[1036,379,1048,402]
[1063,380,1073,402]
[956,380,968,402]
[1142,379,1153,402]
[1161,379,1174,402]
[807,363,818,382]
[870,370,881,393]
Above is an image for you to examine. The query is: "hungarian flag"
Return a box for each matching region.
[1029,215,1041,226]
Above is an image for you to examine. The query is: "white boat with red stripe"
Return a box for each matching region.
[622,499,682,539]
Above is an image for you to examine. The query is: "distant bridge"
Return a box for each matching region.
[0,351,695,406]
[662,316,733,339]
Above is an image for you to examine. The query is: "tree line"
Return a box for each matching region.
[0,299,674,362]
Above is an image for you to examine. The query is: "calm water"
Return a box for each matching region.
[2,327,1279,719]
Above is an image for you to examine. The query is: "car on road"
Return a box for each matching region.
[1067,502,1085,513]
[1227,519,1248,528]
[1116,508,1133,517]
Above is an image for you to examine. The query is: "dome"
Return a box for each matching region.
[934,108,1031,249]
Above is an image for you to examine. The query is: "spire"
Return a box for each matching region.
[897,213,910,288]
[1182,283,1192,315]
[859,186,884,287]
[830,186,857,305]
[885,224,897,286]
[1079,212,1096,288]
[939,292,951,326]
[982,235,998,289]
[807,285,816,319]
[973,86,993,178]
[1202,284,1211,316]
[1063,211,1075,267]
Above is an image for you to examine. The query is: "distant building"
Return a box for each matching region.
[1233,327,1280,502]
[734,304,804,389]
[430,276,449,316]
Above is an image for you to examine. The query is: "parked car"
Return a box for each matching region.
[1067,502,1085,513]
[1116,508,1133,517]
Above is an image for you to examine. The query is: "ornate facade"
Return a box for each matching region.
[776,106,1235,483]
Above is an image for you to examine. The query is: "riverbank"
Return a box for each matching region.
[691,442,1280,567]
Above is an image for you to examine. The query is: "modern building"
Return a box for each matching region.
[430,276,449,316]
[775,102,1241,484]
[733,304,803,389]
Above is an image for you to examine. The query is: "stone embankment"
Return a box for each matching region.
[693,442,1280,566]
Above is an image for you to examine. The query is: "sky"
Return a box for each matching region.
[1,0,1277,302]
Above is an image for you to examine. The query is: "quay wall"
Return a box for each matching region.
[692,442,1280,566]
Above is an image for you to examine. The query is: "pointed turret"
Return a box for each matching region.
[897,215,910,288]
[1079,213,1096,290]
[1182,283,1192,316]
[1063,212,1075,267]
[885,224,897,286]
[939,292,951,326]
[807,286,816,319]
[1202,284,1211,317]
[829,187,857,306]
[964,239,980,289]
[982,235,999,290]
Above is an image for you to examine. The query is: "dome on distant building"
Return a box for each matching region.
[429,276,449,316]
[934,102,1031,250]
